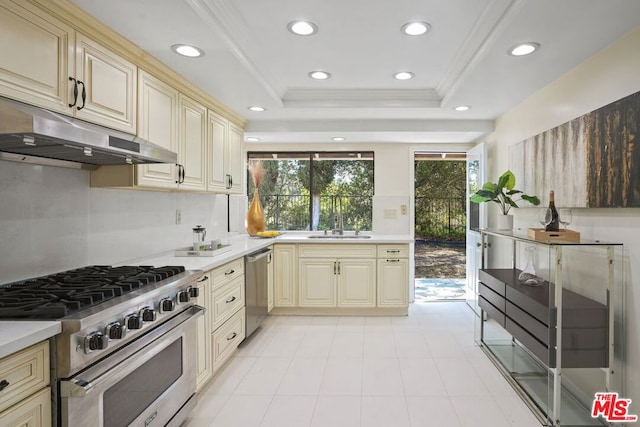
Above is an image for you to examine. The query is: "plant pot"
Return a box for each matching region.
[496,214,513,230]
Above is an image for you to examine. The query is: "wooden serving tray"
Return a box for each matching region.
[527,228,580,242]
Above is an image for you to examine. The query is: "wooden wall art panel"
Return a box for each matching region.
[509,91,640,207]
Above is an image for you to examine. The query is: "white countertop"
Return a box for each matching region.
[0,321,61,359]
[120,233,413,271]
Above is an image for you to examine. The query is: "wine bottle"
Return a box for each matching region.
[545,190,560,231]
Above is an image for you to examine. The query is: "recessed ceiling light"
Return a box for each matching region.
[287,20,318,36]
[171,44,204,58]
[248,106,266,112]
[394,71,414,80]
[332,137,345,142]
[246,137,260,142]
[309,71,331,80]
[401,21,431,36]
[454,105,471,111]
[508,42,540,56]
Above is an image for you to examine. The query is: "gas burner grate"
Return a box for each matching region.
[0,265,186,319]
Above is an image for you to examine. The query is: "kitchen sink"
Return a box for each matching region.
[307,234,371,239]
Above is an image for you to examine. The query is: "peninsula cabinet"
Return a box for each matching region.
[0,341,51,427]
[0,0,137,133]
[476,229,623,426]
[377,245,409,307]
[273,244,297,307]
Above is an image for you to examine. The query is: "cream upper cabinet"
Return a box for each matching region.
[0,2,136,133]
[227,122,244,194]
[73,33,137,133]
[377,245,409,307]
[178,94,207,191]
[0,0,73,113]
[136,70,179,189]
[207,110,228,192]
[207,110,244,194]
[273,244,297,307]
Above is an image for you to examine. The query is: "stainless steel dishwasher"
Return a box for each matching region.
[244,246,272,338]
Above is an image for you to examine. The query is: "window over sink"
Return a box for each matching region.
[247,151,374,231]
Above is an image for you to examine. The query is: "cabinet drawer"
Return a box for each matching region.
[506,301,549,346]
[212,308,245,373]
[479,296,505,327]
[0,386,51,427]
[377,245,409,258]
[506,318,549,365]
[211,276,245,330]
[211,258,244,288]
[298,244,376,258]
[479,282,505,312]
[0,341,49,413]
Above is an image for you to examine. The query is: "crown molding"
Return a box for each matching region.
[245,118,494,133]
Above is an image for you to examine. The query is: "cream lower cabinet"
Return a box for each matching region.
[194,273,212,391]
[298,244,377,308]
[273,244,297,307]
[0,341,51,427]
[377,245,409,307]
[267,245,274,312]
[210,259,245,374]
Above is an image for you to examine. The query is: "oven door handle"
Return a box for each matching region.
[60,305,204,398]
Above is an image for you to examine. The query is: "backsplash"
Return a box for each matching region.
[0,161,230,283]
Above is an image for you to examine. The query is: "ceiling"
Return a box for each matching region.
[70,0,640,145]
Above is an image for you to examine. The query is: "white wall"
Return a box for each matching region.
[483,27,640,403]
[0,161,229,283]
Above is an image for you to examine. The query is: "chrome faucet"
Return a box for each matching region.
[332,196,344,235]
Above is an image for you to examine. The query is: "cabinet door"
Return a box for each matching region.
[194,274,212,391]
[227,122,244,194]
[207,110,229,192]
[0,1,72,113]
[273,245,297,307]
[0,387,51,427]
[136,70,178,189]
[74,33,137,133]
[178,94,207,191]
[299,259,336,307]
[338,259,376,307]
[377,258,409,307]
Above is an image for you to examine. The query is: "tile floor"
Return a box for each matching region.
[183,301,542,427]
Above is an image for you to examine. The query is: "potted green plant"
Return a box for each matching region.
[470,169,540,229]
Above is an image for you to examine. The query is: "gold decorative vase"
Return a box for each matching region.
[245,188,266,235]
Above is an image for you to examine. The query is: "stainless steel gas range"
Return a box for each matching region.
[0,265,205,427]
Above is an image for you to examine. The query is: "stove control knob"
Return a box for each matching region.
[160,298,175,313]
[105,322,126,340]
[177,290,190,303]
[189,286,200,298]
[140,307,157,322]
[85,332,108,353]
[125,314,143,330]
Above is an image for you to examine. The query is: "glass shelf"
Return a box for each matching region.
[480,228,623,246]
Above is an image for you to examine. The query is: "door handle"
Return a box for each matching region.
[68,77,78,108]
[77,80,86,110]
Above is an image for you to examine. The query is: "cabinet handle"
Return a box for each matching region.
[179,164,185,184]
[387,250,400,253]
[226,332,237,341]
[68,77,78,108]
[0,379,9,391]
[224,269,235,276]
[77,80,86,110]
[225,296,236,304]
[229,175,233,188]
[333,262,337,275]
[337,261,341,275]
[197,275,209,283]
[175,164,181,183]
[386,259,400,263]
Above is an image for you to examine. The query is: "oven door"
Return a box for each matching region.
[59,305,203,427]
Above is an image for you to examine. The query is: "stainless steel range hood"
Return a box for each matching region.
[0,97,177,170]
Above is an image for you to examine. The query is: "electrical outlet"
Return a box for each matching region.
[175,209,182,224]
[400,204,407,215]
